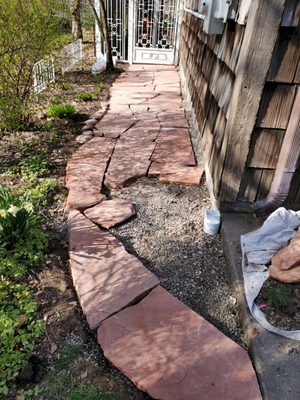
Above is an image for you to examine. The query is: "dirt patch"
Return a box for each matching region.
[255,278,300,331]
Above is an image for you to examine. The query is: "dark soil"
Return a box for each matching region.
[256,278,300,331]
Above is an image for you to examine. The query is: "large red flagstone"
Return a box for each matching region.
[151,128,196,166]
[104,141,155,188]
[159,164,204,186]
[157,112,189,128]
[65,137,115,210]
[98,286,262,400]
[84,199,136,229]
[68,211,159,330]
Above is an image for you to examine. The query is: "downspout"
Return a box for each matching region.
[253,88,300,216]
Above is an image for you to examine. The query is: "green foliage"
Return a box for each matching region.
[21,154,50,182]
[95,83,105,97]
[68,384,119,400]
[0,281,44,395]
[17,386,44,400]
[268,287,292,311]
[0,186,47,277]
[23,178,58,207]
[54,81,72,91]
[75,92,93,102]
[54,345,82,371]
[0,0,69,130]
[48,103,77,119]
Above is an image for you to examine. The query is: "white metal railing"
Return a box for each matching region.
[32,56,55,94]
[61,39,84,74]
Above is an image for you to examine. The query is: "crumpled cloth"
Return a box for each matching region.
[241,207,300,340]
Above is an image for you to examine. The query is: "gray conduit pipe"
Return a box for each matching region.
[253,88,300,216]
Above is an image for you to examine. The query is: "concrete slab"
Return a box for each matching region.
[98,286,262,400]
[221,212,300,400]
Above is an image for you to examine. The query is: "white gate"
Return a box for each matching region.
[97,0,179,65]
[104,0,129,62]
[133,0,178,64]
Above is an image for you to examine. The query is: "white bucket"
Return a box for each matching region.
[203,210,221,235]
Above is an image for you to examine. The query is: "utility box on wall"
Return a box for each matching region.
[198,0,232,34]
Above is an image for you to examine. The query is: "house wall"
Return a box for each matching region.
[179,0,300,210]
[239,6,300,205]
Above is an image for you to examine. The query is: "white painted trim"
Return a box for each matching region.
[128,0,135,64]
[184,7,205,20]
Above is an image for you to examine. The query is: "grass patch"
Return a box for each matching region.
[68,384,119,400]
[75,92,93,102]
[47,104,76,119]
[54,345,82,371]
[268,287,292,311]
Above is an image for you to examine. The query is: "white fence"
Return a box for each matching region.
[61,39,84,74]
[33,56,55,94]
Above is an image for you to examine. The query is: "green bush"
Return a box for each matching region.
[0,0,69,131]
[75,92,93,102]
[0,186,47,277]
[0,280,44,395]
[47,103,76,119]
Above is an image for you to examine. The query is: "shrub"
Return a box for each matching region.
[75,92,93,102]
[0,280,44,395]
[0,0,68,130]
[0,186,47,277]
[47,103,76,119]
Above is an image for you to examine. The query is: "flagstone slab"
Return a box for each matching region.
[68,210,159,330]
[157,112,189,128]
[151,128,196,166]
[94,113,137,136]
[98,286,262,400]
[84,199,136,229]
[160,164,204,186]
[65,137,115,210]
[148,161,164,177]
[104,141,155,188]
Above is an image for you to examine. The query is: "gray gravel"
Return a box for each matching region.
[109,177,246,347]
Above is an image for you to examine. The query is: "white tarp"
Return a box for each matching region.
[241,207,300,340]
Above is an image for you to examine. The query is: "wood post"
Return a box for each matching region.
[219,0,286,202]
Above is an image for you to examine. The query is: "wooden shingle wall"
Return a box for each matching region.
[238,15,300,203]
[180,11,245,200]
[180,0,300,208]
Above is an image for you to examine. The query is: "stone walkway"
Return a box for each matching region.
[66,65,261,399]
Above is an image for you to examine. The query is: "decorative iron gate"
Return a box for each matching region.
[104,0,129,62]
[134,0,178,64]
[100,0,178,64]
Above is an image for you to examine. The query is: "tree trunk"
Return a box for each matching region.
[71,0,83,40]
[87,0,114,71]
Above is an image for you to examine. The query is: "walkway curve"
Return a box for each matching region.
[66,65,261,399]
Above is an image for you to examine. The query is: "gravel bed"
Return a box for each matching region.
[109,177,246,347]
